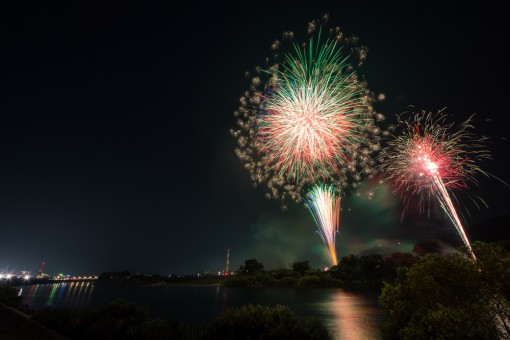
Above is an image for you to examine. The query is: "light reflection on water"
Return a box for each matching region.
[21,282,94,309]
[19,284,381,339]
[320,290,382,340]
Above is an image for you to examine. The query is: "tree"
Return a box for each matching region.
[472,241,510,338]
[379,242,510,339]
[238,259,264,275]
[292,261,310,275]
[358,254,388,283]
[331,255,360,281]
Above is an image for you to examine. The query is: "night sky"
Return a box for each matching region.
[1,3,509,276]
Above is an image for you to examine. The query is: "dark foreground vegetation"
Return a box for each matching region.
[0,303,66,340]
[379,241,510,339]
[0,294,331,340]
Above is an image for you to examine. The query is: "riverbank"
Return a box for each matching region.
[0,303,67,340]
[94,275,228,287]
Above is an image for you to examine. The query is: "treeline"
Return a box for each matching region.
[96,272,226,287]
[225,252,416,289]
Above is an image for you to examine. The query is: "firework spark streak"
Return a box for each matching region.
[380,110,491,257]
[305,185,341,265]
[232,16,383,205]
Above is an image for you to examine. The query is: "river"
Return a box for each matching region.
[18,282,383,340]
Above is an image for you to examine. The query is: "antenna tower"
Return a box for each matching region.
[38,261,46,274]
[226,249,230,273]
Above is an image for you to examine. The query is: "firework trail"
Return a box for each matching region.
[232,15,384,264]
[379,110,491,257]
[305,185,341,265]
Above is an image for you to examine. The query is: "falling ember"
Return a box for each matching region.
[379,110,492,259]
[305,185,341,265]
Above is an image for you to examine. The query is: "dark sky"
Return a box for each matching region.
[1,2,509,275]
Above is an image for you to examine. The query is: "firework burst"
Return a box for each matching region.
[379,110,491,256]
[232,16,383,205]
[258,36,364,183]
[304,184,341,265]
[232,16,384,265]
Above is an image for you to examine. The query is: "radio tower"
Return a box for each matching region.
[225,249,230,275]
[36,260,46,279]
[38,261,46,274]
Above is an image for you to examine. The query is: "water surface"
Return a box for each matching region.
[19,283,382,340]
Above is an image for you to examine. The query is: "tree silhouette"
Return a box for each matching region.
[238,259,264,275]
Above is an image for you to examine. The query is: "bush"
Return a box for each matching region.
[126,319,204,340]
[34,299,150,340]
[34,307,83,337]
[276,276,298,287]
[79,299,149,339]
[204,304,331,340]
[297,274,340,288]
[297,275,321,287]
